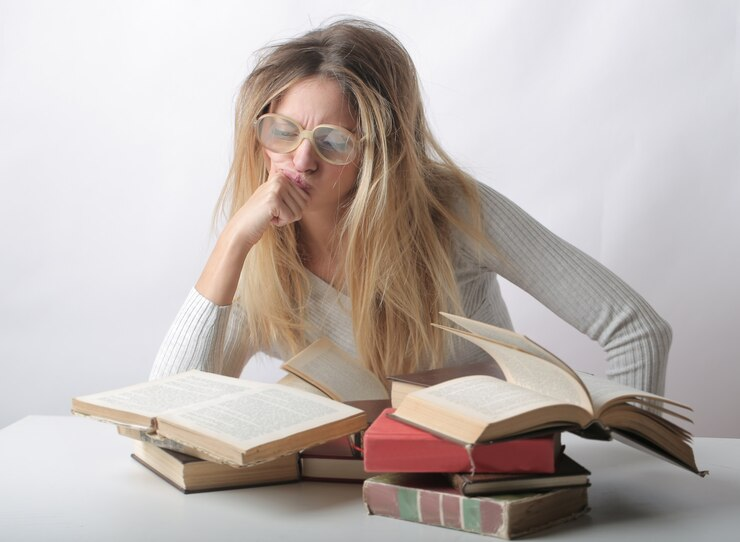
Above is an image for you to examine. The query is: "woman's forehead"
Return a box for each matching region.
[271,77,356,130]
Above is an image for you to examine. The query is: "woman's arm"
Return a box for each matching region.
[149,288,252,379]
[196,172,310,305]
[150,171,310,379]
[464,182,671,394]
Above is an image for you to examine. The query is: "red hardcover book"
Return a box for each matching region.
[363,409,560,474]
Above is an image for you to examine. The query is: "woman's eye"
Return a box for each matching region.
[317,132,349,151]
[272,127,298,139]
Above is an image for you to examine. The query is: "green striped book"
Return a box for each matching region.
[363,473,588,539]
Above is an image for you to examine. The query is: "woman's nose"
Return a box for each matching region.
[292,138,318,172]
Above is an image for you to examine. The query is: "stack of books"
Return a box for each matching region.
[71,314,704,537]
[299,399,390,484]
[125,429,370,493]
[358,312,705,538]
[71,341,394,492]
[361,408,590,539]
[71,369,374,493]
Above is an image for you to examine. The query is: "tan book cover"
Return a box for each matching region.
[364,473,589,539]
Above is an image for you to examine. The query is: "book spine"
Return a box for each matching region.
[363,479,511,538]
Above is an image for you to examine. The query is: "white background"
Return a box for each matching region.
[1,0,738,437]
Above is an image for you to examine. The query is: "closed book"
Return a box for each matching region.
[300,437,371,483]
[363,408,560,473]
[449,453,590,496]
[300,454,371,483]
[363,473,589,539]
[131,441,300,493]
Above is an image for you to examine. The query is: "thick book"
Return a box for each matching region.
[388,360,504,408]
[71,370,366,467]
[392,313,706,475]
[131,441,300,493]
[448,453,590,496]
[363,408,561,474]
[363,473,589,539]
[300,438,371,483]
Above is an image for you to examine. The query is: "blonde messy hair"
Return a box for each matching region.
[218,19,483,380]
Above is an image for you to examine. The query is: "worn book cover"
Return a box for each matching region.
[363,473,589,539]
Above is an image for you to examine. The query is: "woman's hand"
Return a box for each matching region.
[195,170,310,305]
[229,169,311,248]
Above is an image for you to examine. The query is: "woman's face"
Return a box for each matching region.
[264,77,360,218]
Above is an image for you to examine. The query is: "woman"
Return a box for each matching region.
[150,19,671,395]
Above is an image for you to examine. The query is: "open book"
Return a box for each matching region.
[391,313,705,476]
[279,337,389,401]
[72,370,366,467]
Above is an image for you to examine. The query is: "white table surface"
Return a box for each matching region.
[0,416,738,541]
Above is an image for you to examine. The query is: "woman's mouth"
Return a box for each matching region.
[281,170,310,190]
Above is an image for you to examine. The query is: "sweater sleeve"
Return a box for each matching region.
[462,182,671,394]
[149,288,253,380]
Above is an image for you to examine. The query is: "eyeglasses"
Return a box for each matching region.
[255,113,357,165]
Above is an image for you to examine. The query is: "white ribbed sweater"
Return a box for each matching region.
[150,182,671,394]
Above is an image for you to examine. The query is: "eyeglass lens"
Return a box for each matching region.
[256,115,355,165]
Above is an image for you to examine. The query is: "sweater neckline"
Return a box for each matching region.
[307,269,349,300]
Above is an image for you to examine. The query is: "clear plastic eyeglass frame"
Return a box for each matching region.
[254,113,357,165]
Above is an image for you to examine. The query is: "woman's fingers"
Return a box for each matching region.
[266,174,310,226]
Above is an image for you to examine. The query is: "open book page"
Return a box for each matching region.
[603,405,698,470]
[600,403,692,442]
[611,429,705,476]
[395,375,594,443]
[435,325,593,413]
[277,373,331,398]
[419,375,579,420]
[440,313,562,364]
[156,382,364,454]
[577,373,693,418]
[281,337,389,401]
[439,313,587,387]
[72,371,251,429]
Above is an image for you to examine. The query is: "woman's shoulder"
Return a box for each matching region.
[468,178,513,213]
[443,175,519,238]
[440,173,506,215]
